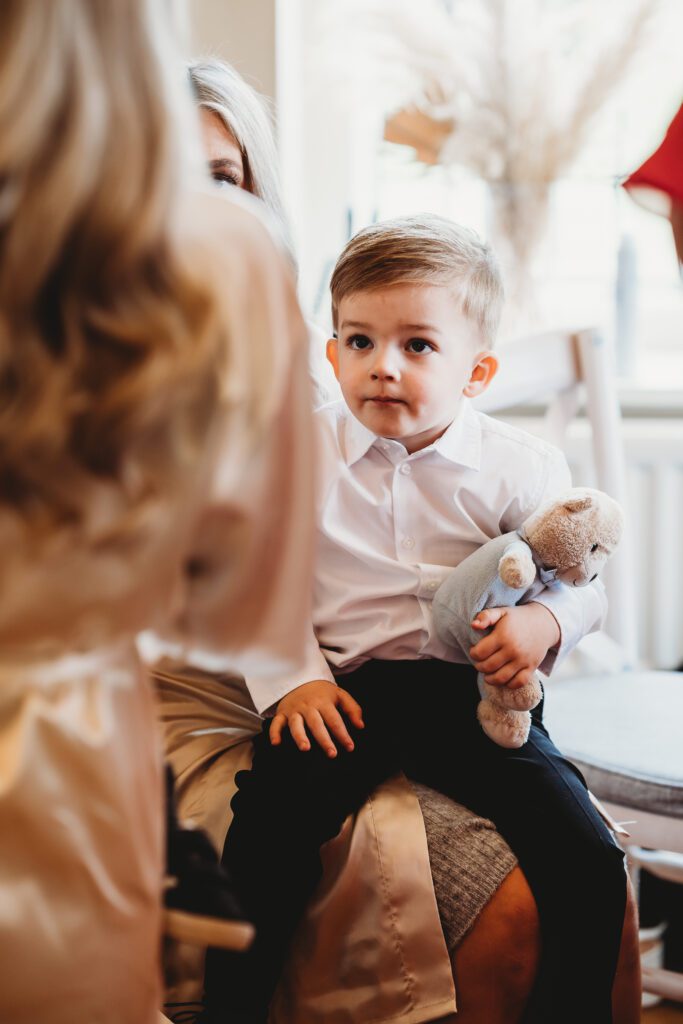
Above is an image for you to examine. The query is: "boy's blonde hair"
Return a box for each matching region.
[331,215,504,345]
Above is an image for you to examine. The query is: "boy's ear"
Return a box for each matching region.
[326,337,340,380]
[463,352,498,398]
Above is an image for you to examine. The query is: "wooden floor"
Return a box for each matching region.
[643,1002,683,1022]
[161,1004,681,1022]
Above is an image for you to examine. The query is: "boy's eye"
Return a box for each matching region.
[406,338,434,354]
[347,334,372,350]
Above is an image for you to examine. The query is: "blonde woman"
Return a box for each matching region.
[0,5,313,1024]
[189,59,294,259]
[189,57,339,408]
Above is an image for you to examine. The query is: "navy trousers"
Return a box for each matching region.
[203,660,627,1023]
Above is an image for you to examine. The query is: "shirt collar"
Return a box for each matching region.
[342,401,482,470]
[432,402,481,469]
[342,410,379,466]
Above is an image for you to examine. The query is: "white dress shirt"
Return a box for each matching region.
[246,399,606,714]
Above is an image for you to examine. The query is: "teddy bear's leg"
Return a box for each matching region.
[477,699,531,749]
[480,674,542,713]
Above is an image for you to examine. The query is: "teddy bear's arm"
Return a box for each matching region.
[498,541,536,590]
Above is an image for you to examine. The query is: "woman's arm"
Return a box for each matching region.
[162,194,317,705]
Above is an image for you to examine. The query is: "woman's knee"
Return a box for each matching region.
[452,867,540,1023]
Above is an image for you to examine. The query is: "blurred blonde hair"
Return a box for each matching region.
[330,215,504,345]
[188,58,295,265]
[0,0,255,541]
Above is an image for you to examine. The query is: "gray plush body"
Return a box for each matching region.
[432,487,624,748]
[433,531,548,643]
[433,532,547,748]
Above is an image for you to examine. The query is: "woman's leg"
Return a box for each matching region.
[452,866,540,1024]
[402,662,628,1024]
[450,865,639,1024]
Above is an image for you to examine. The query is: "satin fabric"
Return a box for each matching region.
[0,193,314,1024]
[0,645,163,1024]
[155,662,457,1024]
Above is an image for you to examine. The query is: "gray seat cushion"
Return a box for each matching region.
[543,670,683,818]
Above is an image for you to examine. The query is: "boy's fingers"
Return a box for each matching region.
[470,634,503,660]
[269,714,285,745]
[337,689,364,728]
[472,649,510,674]
[484,662,521,686]
[321,705,354,751]
[507,669,534,690]
[288,712,311,752]
[472,607,507,630]
[306,709,337,758]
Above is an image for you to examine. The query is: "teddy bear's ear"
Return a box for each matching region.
[563,495,593,514]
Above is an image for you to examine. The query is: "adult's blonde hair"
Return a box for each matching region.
[0,0,238,541]
[188,58,294,262]
[330,215,504,345]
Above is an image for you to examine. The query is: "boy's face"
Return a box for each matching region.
[327,283,498,453]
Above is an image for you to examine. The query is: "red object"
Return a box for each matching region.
[623,103,683,216]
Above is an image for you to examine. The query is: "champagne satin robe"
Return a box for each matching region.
[0,193,315,1024]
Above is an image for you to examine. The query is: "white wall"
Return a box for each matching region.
[188,0,277,99]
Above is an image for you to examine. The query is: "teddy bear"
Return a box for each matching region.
[432,487,624,748]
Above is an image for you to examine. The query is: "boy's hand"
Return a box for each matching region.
[469,603,560,689]
[270,679,364,758]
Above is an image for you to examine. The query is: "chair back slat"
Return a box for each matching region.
[474,327,637,664]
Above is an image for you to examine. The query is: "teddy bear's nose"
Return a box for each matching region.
[590,573,597,582]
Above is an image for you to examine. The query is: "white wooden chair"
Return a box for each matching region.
[475,326,683,1003]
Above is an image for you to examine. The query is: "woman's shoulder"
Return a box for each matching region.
[180,189,289,277]
[180,189,308,382]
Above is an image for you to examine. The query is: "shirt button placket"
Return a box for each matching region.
[394,458,416,560]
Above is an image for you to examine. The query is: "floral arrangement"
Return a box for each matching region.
[317,0,657,305]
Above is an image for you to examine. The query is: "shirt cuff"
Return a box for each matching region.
[532,578,607,676]
[245,647,335,716]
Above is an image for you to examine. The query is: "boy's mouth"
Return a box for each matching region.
[366,395,405,405]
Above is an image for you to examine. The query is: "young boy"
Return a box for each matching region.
[204,216,629,1024]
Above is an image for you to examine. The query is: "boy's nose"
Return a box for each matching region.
[370,355,401,381]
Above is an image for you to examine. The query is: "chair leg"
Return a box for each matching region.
[641,968,683,1002]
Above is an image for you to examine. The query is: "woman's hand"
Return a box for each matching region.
[469,603,561,689]
[269,679,364,758]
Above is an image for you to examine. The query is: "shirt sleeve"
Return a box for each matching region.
[521,446,607,675]
[246,624,336,717]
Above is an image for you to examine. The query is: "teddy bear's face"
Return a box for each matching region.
[523,489,624,588]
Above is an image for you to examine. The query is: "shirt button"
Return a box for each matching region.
[426,580,438,591]
[381,443,389,452]
[401,536,415,550]
[399,463,412,475]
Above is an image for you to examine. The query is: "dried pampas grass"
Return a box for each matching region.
[317,0,657,305]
